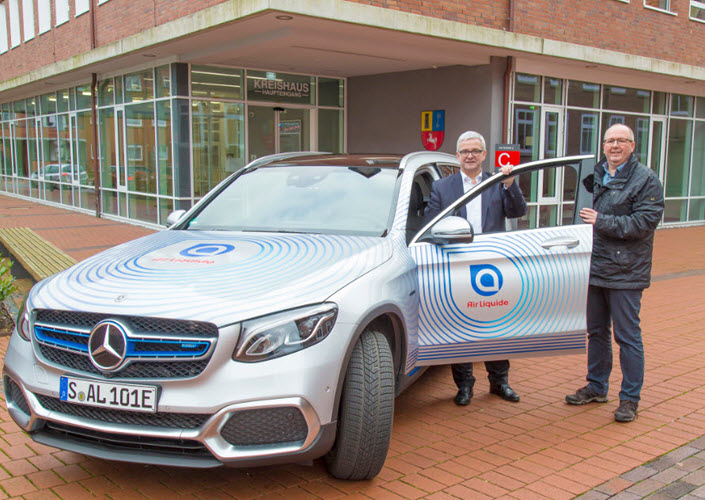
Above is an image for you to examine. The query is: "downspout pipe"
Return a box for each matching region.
[90,0,101,217]
[503,56,514,143]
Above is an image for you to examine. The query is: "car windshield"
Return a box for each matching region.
[185,165,399,236]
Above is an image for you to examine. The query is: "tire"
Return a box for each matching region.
[325,328,395,480]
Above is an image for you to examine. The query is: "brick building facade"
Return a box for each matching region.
[0,0,704,226]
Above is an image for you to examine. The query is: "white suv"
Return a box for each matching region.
[4,151,594,479]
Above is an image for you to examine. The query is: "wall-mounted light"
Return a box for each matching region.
[276,15,293,20]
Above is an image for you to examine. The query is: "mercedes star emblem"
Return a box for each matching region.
[88,321,128,371]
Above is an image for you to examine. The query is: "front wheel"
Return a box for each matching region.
[325,329,395,480]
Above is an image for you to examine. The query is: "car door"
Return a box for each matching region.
[408,155,594,366]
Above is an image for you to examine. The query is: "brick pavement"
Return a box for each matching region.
[1,193,705,499]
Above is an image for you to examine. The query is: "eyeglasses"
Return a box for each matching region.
[603,138,633,146]
[458,149,485,157]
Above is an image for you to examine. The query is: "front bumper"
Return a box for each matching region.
[3,320,346,468]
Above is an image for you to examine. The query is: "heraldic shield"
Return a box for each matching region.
[421,110,445,151]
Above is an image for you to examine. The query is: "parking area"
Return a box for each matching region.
[1,194,705,499]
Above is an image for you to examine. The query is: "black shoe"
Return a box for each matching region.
[454,387,473,406]
[615,400,638,422]
[490,384,520,402]
[565,385,608,405]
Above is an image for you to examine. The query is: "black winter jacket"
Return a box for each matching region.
[588,153,664,289]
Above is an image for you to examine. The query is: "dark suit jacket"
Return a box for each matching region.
[424,171,527,233]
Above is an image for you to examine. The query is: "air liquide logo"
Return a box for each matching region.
[139,239,259,269]
[180,243,235,258]
[470,264,502,296]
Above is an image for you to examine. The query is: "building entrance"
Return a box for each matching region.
[247,106,311,161]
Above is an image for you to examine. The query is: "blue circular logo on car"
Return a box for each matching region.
[179,243,235,257]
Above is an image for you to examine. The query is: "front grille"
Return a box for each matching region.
[220,407,308,447]
[38,344,210,379]
[36,310,218,337]
[43,422,212,457]
[35,394,210,429]
[33,309,218,380]
[5,377,31,415]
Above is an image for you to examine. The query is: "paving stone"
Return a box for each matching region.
[689,437,705,451]
[574,491,609,499]
[652,467,691,483]
[651,481,698,499]
[686,469,705,487]
[691,484,705,498]
[621,466,660,482]
[625,478,668,497]
[647,456,679,471]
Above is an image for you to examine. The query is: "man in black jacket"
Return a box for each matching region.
[566,123,664,422]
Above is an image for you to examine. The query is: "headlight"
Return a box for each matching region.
[233,304,337,362]
[15,298,31,342]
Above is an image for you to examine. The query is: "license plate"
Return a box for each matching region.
[59,376,157,413]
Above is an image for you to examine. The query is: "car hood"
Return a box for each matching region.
[30,231,393,326]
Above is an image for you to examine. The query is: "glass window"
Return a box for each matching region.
[514,105,540,163]
[155,65,171,98]
[75,84,92,110]
[99,78,114,106]
[568,80,601,108]
[37,0,50,33]
[75,0,89,16]
[665,119,692,198]
[318,109,343,153]
[645,0,670,9]
[603,86,650,113]
[514,74,541,103]
[124,70,154,103]
[57,89,70,112]
[98,107,118,189]
[0,4,8,54]
[40,92,57,115]
[544,78,562,105]
[25,97,36,116]
[185,165,398,236]
[156,101,173,196]
[689,199,705,221]
[246,70,315,105]
[671,94,694,117]
[696,97,705,119]
[318,77,344,107]
[55,0,69,25]
[191,65,244,100]
[691,0,705,21]
[191,100,245,197]
[74,110,94,187]
[566,110,599,156]
[653,91,667,114]
[690,121,705,196]
[125,102,155,193]
[22,0,34,41]
[664,200,686,223]
[13,99,26,118]
[8,0,20,48]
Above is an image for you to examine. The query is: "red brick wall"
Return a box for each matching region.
[1,0,703,88]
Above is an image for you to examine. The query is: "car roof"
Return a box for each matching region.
[265,153,404,168]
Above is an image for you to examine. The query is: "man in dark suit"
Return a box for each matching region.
[424,130,527,406]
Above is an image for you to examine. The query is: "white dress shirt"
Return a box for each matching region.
[460,171,483,234]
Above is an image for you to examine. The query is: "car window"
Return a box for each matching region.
[185,165,400,236]
[515,164,580,229]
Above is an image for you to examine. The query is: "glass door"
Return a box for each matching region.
[537,107,564,226]
[247,105,311,161]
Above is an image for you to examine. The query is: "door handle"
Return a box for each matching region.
[541,237,580,249]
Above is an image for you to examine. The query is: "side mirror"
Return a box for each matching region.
[428,216,474,244]
[165,210,187,228]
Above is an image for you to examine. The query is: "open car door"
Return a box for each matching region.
[409,155,594,366]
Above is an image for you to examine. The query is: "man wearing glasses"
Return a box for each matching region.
[424,130,527,406]
[566,123,664,423]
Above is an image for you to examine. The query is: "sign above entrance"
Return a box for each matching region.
[247,71,314,105]
[494,144,520,168]
[421,110,444,151]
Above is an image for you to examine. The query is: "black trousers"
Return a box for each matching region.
[451,360,510,390]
